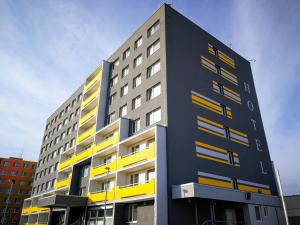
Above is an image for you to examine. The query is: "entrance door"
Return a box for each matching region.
[225,209,237,225]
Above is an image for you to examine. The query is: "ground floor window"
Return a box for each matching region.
[87,207,113,225]
[128,204,138,223]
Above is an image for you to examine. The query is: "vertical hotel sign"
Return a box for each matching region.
[244,79,267,174]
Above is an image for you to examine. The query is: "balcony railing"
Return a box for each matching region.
[87,189,115,203]
[84,74,100,93]
[79,106,98,126]
[90,160,117,178]
[81,89,100,109]
[76,125,96,144]
[58,156,74,170]
[55,177,71,189]
[116,178,155,199]
[22,206,49,215]
[75,145,94,163]
[118,144,155,168]
[93,133,119,153]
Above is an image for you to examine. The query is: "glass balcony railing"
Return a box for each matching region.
[81,89,100,109]
[93,133,119,153]
[84,74,100,93]
[87,188,115,203]
[75,145,94,163]
[115,178,155,199]
[79,106,98,126]
[90,160,117,178]
[58,156,74,170]
[76,125,96,144]
[55,177,71,189]
[118,144,155,169]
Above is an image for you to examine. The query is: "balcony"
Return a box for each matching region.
[87,189,115,203]
[77,125,96,144]
[55,177,71,189]
[84,73,100,93]
[75,145,94,163]
[116,178,155,199]
[58,156,74,170]
[79,106,98,126]
[22,206,48,215]
[93,133,119,154]
[81,89,100,109]
[118,144,155,169]
[90,160,117,178]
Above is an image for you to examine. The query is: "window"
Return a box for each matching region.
[146,83,161,101]
[122,66,129,78]
[73,122,78,131]
[254,206,262,221]
[146,108,161,126]
[217,83,224,95]
[22,171,27,177]
[148,20,160,37]
[3,161,9,167]
[135,36,143,49]
[147,39,160,56]
[65,105,70,112]
[1,170,7,175]
[131,118,140,134]
[119,105,128,117]
[67,127,71,135]
[63,118,68,126]
[133,74,141,88]
[108,93,116,105]
[112,58,119,69]
[11,171,17,176]
[147,60,160,78]
[224,126,230,139]
[110,75,118,87]
[232,178,238,189]
[23,163,29,168]
[263,207,268,217]
[101,181,110,192]
[133,55,142,68]
[70,138,76,148]
[81,165,90,178]
[227,151,234,165]
[103,155,112,165]
[61,132,66,140]
[128,204,138,223]
[120,84,128,97]
[123,47,130,59]
[79,187,87,196]
[57,123,62,131]
[69,113,74,121]
[132,96,141,110]
[78,94,82,102]
[75,107,80,116]
[130,173,139,185]
[13,162,20,167]
[72,99,76,106]
[220,104,227,117]
[59,110,64,118]
[146,169,155,182]
[106,112,115,125]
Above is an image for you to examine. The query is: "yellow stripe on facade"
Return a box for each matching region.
[198,177,233,189]
[223,86,240,97]
[197,116,224,128]
[229,128,248,138]
[201,56,215,65]
[197,154,229,165]
[192,95,222,112]
[202,64,217,74]
[238,184,271,195]
[198,127,225,139]
[230,138,250,147]
[195,141,227,154]
[224,95,241,104]
[221,75,239,86]
[221,68,237,79]
[192,100,221,115]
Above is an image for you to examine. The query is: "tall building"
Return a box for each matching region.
[0,157,36,225]
[20,4,286,225]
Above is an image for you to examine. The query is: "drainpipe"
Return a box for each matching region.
[275,168,289,225]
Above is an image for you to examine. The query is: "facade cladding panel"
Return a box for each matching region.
[106,8,167,133]
[164,6,279,225]
[20,4,285,225]
[32,86,83,196]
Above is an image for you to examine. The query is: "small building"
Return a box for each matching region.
[285,195,300,225]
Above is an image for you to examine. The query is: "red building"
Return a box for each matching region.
[0,157,36,225]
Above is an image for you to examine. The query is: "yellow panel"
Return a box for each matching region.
[118,144,155,169]
[201,56,215,65]
[221,68,237,79]
[192,100,221,115]
[238,184,271,195]
[221,75,239,86]
[55,177,71,189]
[198,127,225,139]
[76,125,96,144]
[58,156,74,170]
[115,178,155,199]
[90,160,117,177]
[75,146,93,163]
[198,177,232,189]
[195,141,227,154]
[197,154,229,165]
[192,95,222,111]
[223,86,240,97]
[93,133,119,153]
[230,138,250,147]
[87,189,115,203]
[229,128,248,138]
[84,73,100,93]
[197,116,223,128]
[79,106,98,126]
[81,89,100,109]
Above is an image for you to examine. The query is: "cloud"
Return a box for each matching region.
[231,0,300,194]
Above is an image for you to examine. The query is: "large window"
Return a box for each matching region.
[134,55,142,68]
[131,118,140,134]
[110,75,118,87]
[146,83,161,101]
[148,39,160,56]
[87,208,113,225]
[146,108,161,126]
[106,112,115,125]
[122,66,129,78]
[132,96,141,110]
[134,36,143,49]
[133,74,141,88]
[123,47,130,60]
[254,206,262,221]
[119,105,128,117]
[147,60,160,78]
[128,204,138,223]
[130,173,139,185]
[120,84,128,97]
[148,20,160,37]
[108,93,116,105]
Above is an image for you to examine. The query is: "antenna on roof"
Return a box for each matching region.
[229,43,233,49]
[20,148,24,159]
[166,1,173,7]
[248,59,256,63]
